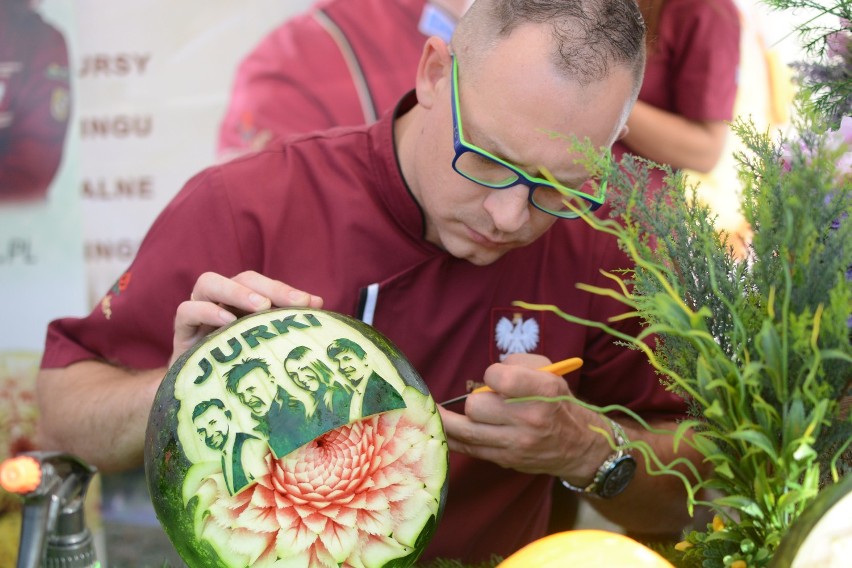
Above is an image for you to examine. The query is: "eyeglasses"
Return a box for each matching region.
[450,55,607,219]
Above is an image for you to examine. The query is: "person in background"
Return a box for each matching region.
[216,0,472,160]
[217,0,739,183]
[0,0,71,202]
[685,0,795,257]
[615,0,741,187]
[37,0,709,562]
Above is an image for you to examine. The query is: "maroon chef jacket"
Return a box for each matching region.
[613,0,741,189]
[217,0,428,157]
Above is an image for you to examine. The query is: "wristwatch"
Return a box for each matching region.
[560,417,636,499]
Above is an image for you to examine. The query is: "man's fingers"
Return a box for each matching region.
[231,270,324,309]
[462,391,514,425]
[190,271,324,314]
[172,271,324,368]
[171,300,237,366]
[485,361,569,400]
[440,408,540,471]
[439,407,508,449]
[175,299,237,338]
[189,271,272,313]
[439,406,568,474]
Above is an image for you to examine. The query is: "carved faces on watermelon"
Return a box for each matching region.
[146,309,448,568]
[225,358,278,417]
[328,337,372,384]
[192,399,231,452]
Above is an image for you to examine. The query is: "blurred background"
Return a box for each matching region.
[0,0,805,565]
[1,2,312,565]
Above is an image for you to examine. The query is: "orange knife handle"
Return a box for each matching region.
[470,357,583,395]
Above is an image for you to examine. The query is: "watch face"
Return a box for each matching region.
[599,455,637,498]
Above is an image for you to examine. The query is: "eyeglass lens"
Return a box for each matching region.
[455,149,598,215]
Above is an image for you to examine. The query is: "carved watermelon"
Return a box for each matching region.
[144,308,448,568]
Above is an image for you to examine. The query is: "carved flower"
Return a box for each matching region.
[192,405,444,568]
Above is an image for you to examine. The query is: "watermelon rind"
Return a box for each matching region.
[769,473,852,567]
[144,308,449,568]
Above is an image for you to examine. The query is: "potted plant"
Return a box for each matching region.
[515,2,851,566]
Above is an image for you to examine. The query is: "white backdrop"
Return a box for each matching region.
[0,1,81,353]
[1,0,315,356]
[71,1,316,308]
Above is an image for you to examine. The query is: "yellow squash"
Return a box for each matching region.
[499,529,674,568]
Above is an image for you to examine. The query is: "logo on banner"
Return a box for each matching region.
[50,88,70,122]
[491,308,543,362]
[45,63,70,81]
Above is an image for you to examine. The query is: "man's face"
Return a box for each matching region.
[332,351,370,384]
[408,26,635,266]
[194,407,229,451]
[235,369,276,416]
[284,359,321,392]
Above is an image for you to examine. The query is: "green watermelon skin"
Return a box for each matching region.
[145,359,230,567]
[769,473,852,567]
[144,308,448,568]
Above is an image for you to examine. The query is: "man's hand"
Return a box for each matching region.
[170,270,324,367]
[37,271,325,474]
[440,354,707,533]
[438,353,611,486]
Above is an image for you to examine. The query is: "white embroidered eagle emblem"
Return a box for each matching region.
[495,313,540,360]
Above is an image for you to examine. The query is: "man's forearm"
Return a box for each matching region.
[623,102,729,173]
[36,361,165,473]
[585,420,709,535]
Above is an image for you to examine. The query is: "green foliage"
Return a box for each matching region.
[415,558,502,568]
[517,108,852,567]
[761,0,851,124]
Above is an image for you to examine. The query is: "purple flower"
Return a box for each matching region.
[827,19,851,59]
[779,139,807,172]
[828,116,852,179]
[788,116,852,182]
[826,116,852,146]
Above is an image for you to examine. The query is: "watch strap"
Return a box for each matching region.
[560,417,635,498]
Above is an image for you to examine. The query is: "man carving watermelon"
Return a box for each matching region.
[37,0,707,563]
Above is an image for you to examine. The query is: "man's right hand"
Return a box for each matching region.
[36,271,324,474]
[171,270,324,367]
